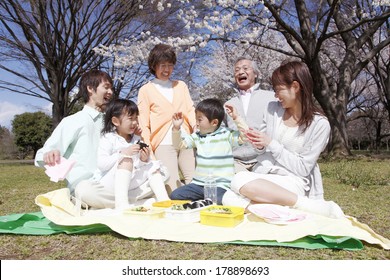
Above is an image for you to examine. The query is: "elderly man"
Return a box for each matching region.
[224,57,275,172]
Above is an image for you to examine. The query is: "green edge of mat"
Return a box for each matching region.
[0,212,363,250]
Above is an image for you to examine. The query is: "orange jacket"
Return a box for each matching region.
[137,80,196,152]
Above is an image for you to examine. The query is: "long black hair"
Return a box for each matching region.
[271,61,323,132]
[102,98,139,134]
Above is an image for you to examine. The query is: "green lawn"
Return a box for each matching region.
[0,158,389,260]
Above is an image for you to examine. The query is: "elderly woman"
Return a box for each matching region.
[223,61,344,219]
[137,43,196,194]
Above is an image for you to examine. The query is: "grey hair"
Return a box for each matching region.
[234,56,260,76]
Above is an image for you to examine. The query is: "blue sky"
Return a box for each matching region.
[0,57,52,129]
[0,87,51,130]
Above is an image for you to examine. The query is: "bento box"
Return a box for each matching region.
[164,206,206,223]
[200,206,245,227]
[152,200,191,208]
[123,206,165,220]
[164,199,213,223]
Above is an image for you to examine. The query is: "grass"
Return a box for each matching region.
[0,158,389,260]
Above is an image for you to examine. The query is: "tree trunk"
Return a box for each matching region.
[327,116,351,157]
[309,60,352,157]
[375,121,382,152]
[51,94,66,129]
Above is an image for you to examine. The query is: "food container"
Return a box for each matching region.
[152,200,191,208]
[123,207,165,220]
[164,206,207,223]
[200,206,245,227]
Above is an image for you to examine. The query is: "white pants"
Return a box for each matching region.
[154,145,195,193]
[99,159,167,191]
[74,178,156,209]
[231,171,309,197]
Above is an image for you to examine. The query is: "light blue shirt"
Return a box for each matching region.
[35,105,103,194]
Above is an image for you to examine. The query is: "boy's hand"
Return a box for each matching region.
[172,112,184,131]
[225,104,239,120]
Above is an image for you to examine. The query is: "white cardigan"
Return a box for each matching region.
[254,101,331,199]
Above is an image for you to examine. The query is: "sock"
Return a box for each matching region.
[222,190,250,209]
[293,196,344,219]
[149,172,170,201]
[114,169,132,210]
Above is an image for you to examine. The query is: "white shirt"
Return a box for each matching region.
[240,86,254,116]
[151,78,174,145]
[276,122,305,153]
[95,132,142,174]
[92,132,162,191]
[151,78,174,103]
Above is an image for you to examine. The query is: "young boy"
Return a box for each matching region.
[170,98,247,204]
[35,69,115,209]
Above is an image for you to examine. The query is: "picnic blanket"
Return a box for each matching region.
[1,188,389,250]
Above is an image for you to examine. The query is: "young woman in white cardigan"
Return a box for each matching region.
[224,61,344,219]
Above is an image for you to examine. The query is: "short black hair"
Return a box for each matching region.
[78,69,113,103]
[102,98,139,134]
[195,98,225,128]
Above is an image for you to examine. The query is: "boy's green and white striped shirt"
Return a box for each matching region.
[173,117,247,190]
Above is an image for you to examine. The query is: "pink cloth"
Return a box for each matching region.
[44,157,76,183]
[248,204,306,224]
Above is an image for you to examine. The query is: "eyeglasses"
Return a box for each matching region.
[158,64,175,70]
[234,66,253,73]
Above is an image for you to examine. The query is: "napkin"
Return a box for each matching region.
[44,157,76,182]
[248,204,306,224]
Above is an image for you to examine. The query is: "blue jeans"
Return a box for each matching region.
[170,183,226,205]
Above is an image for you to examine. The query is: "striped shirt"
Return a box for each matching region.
[173,118,247,190]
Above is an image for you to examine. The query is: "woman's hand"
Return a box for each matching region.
[245,128,271,149]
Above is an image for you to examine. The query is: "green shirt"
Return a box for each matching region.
[35,105,103,194]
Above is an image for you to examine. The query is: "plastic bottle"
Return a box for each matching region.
[204,172,217,204]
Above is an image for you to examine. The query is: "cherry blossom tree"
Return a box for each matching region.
[368,22,390,124]
[348,70,390,151]
[172,0,390,157]
[0,0,184,126]
[95,1,389,156]
[2,0,388,158]
[194,39,287,103]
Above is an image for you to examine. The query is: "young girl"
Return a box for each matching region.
[92,98,170,210]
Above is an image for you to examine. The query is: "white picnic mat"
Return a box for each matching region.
[35,188,390,249]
